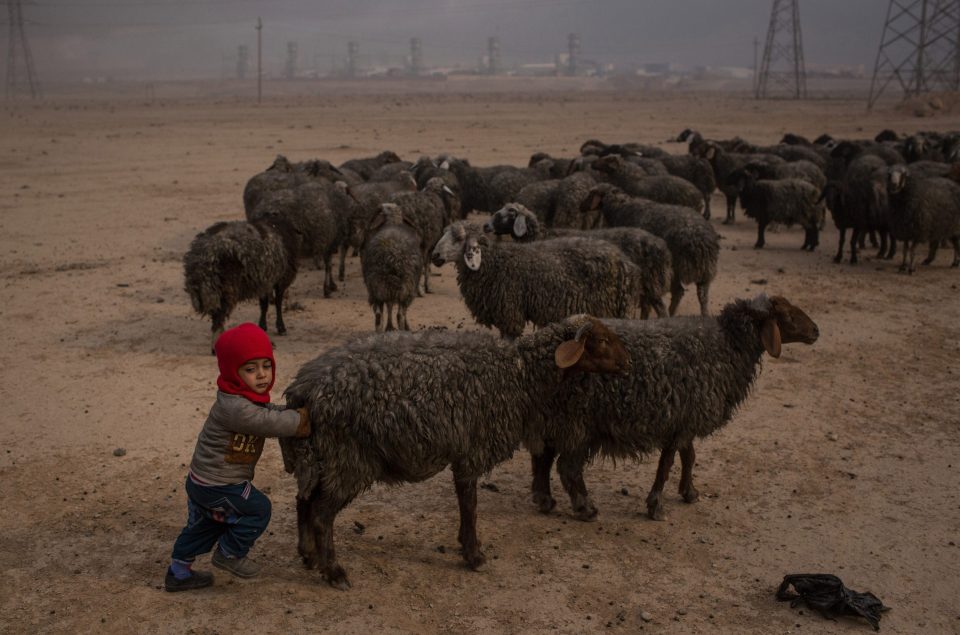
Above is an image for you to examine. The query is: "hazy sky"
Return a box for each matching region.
[10,0,884,81]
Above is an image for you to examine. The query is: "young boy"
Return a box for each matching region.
[165,322,310,592]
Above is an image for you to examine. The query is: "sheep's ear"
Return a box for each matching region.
[368,213,387,233]
[705,147,716,160]
[477,234,490,246]
[514,214,527,237]
[760,319,782,358]
[555,339,585,369]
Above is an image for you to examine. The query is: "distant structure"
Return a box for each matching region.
[5,0,42,99]
[755,0,807,99]
[487,37,501,75]
[868,0,960,109]
[285,41,298,79]
[237,45,249,80]
[409,37,422,75]
[567,33,580,76]
[347,41,359,78]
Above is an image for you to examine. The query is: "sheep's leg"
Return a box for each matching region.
[696,282,710,317]
[922,241,938,265]
[297,495,319,568]
[337,244,348,283]
[311,498,350,590]
[639,303,650,320]
[723,194,736,224]
[257,296,270,331]
[322,253,337,297]
[453,475,486,570]
[274,285,287,335]
[398,303,410,331]
[885,237,897,260]
[652,297,668,319]
[849,228,860,265]
[833,227,847,263]
[805,225,819,251]
[210,310,227,355]
[899,240,911,273]
[422,252,432,294]
[678,442,699,504]
[668,276,684,317]
[385,302,396,331]
[907,241,918,274]
[950,237,960,267]
[645,445,676,521]
[557,450,597,522]
[876,230,888,260]
[530,444,557,514]
[867,230,878,248]
[702,194,711,221]
[754,221,766,249]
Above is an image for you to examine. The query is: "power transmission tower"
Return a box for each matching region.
[487,37,500,75]
[346,41,358,78]
[755,0,807,99]
[5,0,42,99]
[409,37,422,75]
[867,0,960,109]
[285,41,297,79]
[567,33,580,76]
[256,17,262,104]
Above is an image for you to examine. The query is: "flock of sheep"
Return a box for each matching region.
[180,127,957,587]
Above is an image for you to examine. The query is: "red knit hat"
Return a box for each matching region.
[213,323,275,403]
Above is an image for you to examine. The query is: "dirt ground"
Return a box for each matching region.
[2,80,959,634]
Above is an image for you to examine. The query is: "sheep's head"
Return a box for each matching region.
[484,203,531,238]
[887,164,909,194]
[744,295,819,358]
[555,316,630,374]
[377,150,403,164]
[424,177,461,219]
[580,185,613,215]
[591,154,624,174]
[432,222,486,268]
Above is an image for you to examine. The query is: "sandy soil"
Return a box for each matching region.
[1,81,959,634]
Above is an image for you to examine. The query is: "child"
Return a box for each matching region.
[164,322,310,592]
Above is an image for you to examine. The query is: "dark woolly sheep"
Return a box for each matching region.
[659,154,717,220]
[367,160,414,182]
[592,155,703,212]
[528,294,819,521]
[360,204,423,332]
[692,141,786,224]
[242,156,351,216]
[346,172,418,241]
[338,150,404,181]
[830,140,906,172]
[582,184,718,317]
[486,165,549,210]
[248,181,345,297]
[886,165,960,273]
[821,154,891,264]
[184,213,302,353]
[390,177,460,293]
[279,315,630,588]
[528,152,573,178]
[442,157,494,215]
[485,203,672,318]
[729,169,823,251]
[431,222,642,338]
[554,171,601,229]
[743,159,827,192]
[514,179,561,226]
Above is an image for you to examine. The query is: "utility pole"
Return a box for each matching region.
[753,37,760,93]
[256,17,262,104]
[347,41,359,78]
[5,0,42,100]
[868,0,960,109]
[755,0,807,99]
[285,41,297,79]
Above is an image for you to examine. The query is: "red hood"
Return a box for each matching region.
[214,323,275,403]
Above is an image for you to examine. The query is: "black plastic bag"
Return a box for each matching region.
[777,573,889,631]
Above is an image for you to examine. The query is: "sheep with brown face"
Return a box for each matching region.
[279,314,629,589]
[886,164,960,273]
[529,294,819,522]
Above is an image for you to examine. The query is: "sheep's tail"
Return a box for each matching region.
[182,226,239,316]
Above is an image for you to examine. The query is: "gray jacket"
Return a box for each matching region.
[189,391,302,485]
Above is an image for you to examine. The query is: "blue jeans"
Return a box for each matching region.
[171,477,271,561]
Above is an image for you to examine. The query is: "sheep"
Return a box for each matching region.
[242,155,351,216]
[528,152,573,178]
[591,155,704,212]
[691,141,786,224]
[729,169,823,251]
[338,150,404,181]
[820,154,891,264]
[484,203,672,318]
[658,154,718,220]
[581,184,718,317]
[554,171,601,229]
[743,159,827,192]
[345,172,419,243]
[360,204,423,332]
[390,177,461,293]
[248,181,346,297]
[486,165,549,210]
[886,165,960,273]
[528,294,819,521]
[367,160,415,182]
[183,213,302,353]
[278,315,630,588]
[430,221,642,338]
[514,179,561,226]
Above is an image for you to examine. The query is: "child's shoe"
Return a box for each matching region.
[164,567,214,592]
[212,549,261,578]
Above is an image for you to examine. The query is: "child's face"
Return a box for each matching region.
[238,358,273,394]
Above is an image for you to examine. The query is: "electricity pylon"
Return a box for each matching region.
[5,0,42,99]
[868,0,960,109]
[755,0,807,99]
